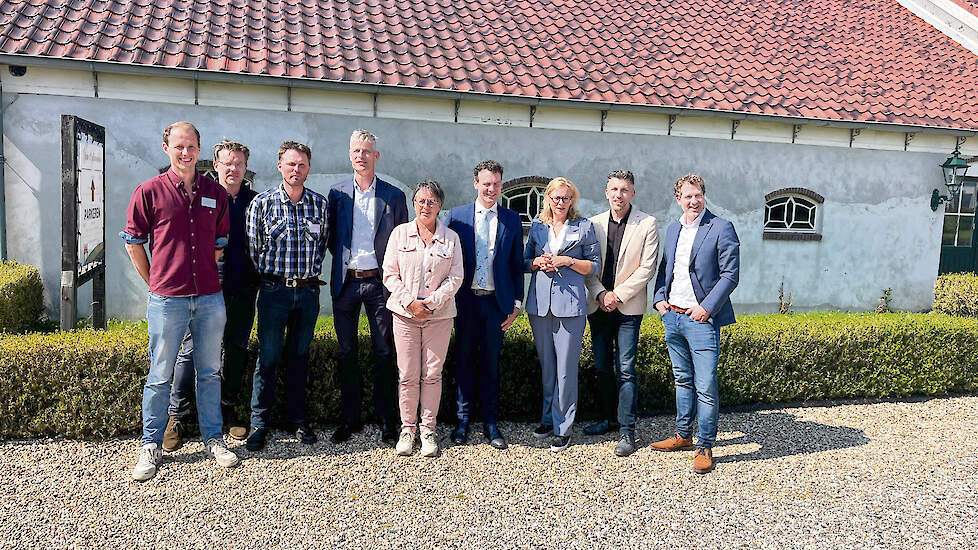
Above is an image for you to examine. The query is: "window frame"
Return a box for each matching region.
[762,187,824,241]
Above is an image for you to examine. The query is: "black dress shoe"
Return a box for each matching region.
[330,423,362,444]
[381,420,398,444]
[295,423,317,445]
[245,427,268,452]
[451,422,470,444]
[532,424,553,439]
[583,420,620,436]
[483,423,508,450]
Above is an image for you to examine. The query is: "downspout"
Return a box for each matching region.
[0,73,7,261]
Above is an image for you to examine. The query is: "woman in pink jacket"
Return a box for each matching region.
[383,179,463,458]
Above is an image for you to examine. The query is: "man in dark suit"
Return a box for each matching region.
[651,173,740,475]
[327,129,409,443]
[445,160,524,449]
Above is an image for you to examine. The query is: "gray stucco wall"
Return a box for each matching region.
[3,92,945,320]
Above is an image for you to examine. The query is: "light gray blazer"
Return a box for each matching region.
[522,217,601,317]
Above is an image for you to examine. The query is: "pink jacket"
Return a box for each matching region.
[383,220,464,319]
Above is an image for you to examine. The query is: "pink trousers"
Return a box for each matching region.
[392,314,453,432]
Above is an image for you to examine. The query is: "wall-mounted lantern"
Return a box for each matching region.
[932,145,971,211]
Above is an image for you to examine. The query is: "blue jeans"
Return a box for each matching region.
[588,310,642,431]
[168,284,258,419]
[250,279,321,429]
[142,291,226,445]
[662,311,720,449]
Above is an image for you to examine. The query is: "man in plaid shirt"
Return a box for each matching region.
[244,141,328,451]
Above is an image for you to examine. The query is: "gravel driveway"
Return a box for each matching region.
[1,396,975,549]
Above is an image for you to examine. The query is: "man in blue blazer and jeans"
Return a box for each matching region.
[651,173,740,474]
[446,160,524,449]
[327,129,409,444]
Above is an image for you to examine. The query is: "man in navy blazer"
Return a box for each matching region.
[326,129,409,444]
[445,160,524,449]
[651,174,739,474]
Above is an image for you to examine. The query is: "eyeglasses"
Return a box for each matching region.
[550,195,572,204]
[414,199,440,207]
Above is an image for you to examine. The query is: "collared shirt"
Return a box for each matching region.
[472,201,499,291]
[548,223,568,252]
[121,169,229,297]
[382,221,463,320]
[219,185,259,295]
[246,184,329,279]
[601,205,631,290]
[669,209,705,308]
[349,176,379,270]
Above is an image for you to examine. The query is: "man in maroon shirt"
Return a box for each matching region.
[121,121,239,481]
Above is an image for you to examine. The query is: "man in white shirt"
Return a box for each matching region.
[446,160,525,449]
[327,129,409,444]
[651,174,740,474]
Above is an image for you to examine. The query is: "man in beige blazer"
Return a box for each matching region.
[584,170,660,457]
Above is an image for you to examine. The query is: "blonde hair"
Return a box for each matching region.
[539,177,581,224]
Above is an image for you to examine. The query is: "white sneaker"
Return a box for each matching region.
[420,430,439,458]
[395,428,415,456]
[206,438,240,468]
[132,443,162,481]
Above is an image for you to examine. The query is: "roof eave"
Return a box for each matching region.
[3,54,976,136]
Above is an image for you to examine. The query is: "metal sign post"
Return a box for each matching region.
[61,115,107,330]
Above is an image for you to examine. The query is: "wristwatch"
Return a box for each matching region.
[570,257,576,267]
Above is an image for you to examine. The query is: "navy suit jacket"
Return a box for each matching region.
[446,202,525,314]
[652,209,740,327]
[326,177,409,299]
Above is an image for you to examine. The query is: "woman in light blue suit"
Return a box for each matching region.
[524,177,601,452]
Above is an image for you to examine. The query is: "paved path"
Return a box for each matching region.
[1,396,975,549]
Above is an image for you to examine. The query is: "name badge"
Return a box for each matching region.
[201,196,216,208]
[307,222,320,234]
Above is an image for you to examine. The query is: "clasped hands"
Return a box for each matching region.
[407,298,434,319]
[532,253,573,273]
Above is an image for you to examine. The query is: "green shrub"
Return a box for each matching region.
[1,313,976,439]
[933,273,978,316]
[0,261,44,333]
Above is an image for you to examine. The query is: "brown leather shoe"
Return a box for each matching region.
[162,416,184,452]
[650,433,695,452]
[227,425,248,441]
[693,447,714,474]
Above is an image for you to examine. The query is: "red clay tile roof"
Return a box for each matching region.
[2,0,977,130]
[951,0,978,16]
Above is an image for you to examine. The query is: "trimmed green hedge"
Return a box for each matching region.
[0,261,44,334]
[1,312,976,439]
[933,273,978,317]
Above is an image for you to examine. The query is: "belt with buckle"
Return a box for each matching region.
[472,289,494,297]
[262,275,323,288]
[347,268,379,279]
[667,305,690,314]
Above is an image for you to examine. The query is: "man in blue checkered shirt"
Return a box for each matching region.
[244,141,328,451]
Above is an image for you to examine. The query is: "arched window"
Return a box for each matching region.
[158,160,256,188]
[763,188,823,241]
[500,176,551,232]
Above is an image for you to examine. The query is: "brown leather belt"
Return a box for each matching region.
[262,275,324,288]
[347,268,379,279]
[667,305,690,314]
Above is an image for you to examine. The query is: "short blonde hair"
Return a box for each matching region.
[213,139,250,162]
[674,174,706,198]
[350,129,377,146]
[539,177,581,224]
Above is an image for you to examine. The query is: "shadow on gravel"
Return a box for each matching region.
[713,412,870,464]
